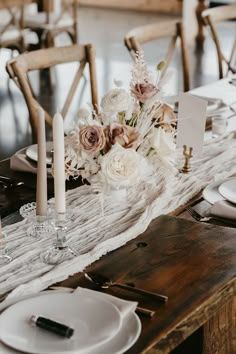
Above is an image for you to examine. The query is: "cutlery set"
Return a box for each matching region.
[84,272,168,303]
[49,271,169,318]
[50,285,156,318]
[187,206,236,227]
[0,176,24,190]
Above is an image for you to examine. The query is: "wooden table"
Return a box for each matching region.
[0,158,235,354]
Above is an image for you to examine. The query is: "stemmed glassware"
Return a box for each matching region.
[19,202,54,238]
[40,212,76,265]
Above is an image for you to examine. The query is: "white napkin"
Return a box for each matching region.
[10,147,38,174]
[74,287,138,319]
[0,287,138,354]
[10,148,51,175]
[206,200,236,221]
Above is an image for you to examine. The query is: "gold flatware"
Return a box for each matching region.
[84,272,168,303]
[50,286,155,318]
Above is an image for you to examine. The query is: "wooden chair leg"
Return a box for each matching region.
[195,0,209,48]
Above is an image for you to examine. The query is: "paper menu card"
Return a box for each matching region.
[176,93,207,156]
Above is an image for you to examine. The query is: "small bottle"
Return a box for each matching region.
[30,315,74,338]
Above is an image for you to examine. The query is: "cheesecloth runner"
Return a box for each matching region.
[2,132,236,300]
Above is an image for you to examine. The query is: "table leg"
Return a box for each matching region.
[195,0,209,48]
[202,298,235,354]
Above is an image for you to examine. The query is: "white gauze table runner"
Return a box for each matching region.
[2,132,236,300]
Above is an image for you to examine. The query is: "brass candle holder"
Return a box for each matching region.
[180,145,193,173]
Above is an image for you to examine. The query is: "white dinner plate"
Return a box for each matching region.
[202,177,235,204]
[190,94,227,116]
[0,292,122,354]
[218,178,236,204]
[0,297,141,354]
[166,95,226,116]
[26,142,53,165]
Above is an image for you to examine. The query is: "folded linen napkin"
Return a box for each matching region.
[74,287,138,318]
[10,148,37,174]
[205,200,236,221]
[0,287,138,354]
[10,148,51,175]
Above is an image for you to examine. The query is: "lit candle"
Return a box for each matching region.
[36,107,47,216]
[53,112,66,215]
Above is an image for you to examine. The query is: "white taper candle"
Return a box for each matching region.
[53,112,66,214]
[36,107,47,216]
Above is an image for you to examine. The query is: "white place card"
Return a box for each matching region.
[176,93,207,156]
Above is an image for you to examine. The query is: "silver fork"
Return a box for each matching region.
[186,207,211,222]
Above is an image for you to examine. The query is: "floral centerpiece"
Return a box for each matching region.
[64,52,177,193]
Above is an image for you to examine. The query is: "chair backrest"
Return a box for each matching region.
[201,4,236,79]
[0,0,28,51]
[6,43,98,143]
[25,0,79,47]
[124,20,190,92]
[44,0,78,29]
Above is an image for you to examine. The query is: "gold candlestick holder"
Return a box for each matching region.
[180,145,193,173]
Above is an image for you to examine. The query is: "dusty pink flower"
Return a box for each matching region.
[131,82,159,103]
[154,104,176,132]
[79,125,105,154]
[104,123,140,152]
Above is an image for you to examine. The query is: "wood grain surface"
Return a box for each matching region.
[57,215,236,353]
[79,0,183,14]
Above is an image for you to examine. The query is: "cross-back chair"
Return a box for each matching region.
[24,0,79,49]
[6,43,98,143]
[124,20,190,92]
[0,0,28,53]
[201,4,236,79]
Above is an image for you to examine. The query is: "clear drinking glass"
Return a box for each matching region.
[212,115,228,138]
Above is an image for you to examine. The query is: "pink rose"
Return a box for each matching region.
[104,123,140,152]
[79,125,105,154]
[131,82,159,103]
[154,103,176,132]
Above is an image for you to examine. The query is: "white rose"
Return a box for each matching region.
[101,89,130,113]
[77,108,91,121]
[100,144,141,189]
[150,127,176,162]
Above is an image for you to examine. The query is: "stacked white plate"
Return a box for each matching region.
[203,177,236,205]
[163,94,228,117]
[26,142,53,165]
[0,291,141,354]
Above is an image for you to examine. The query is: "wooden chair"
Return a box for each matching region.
[6,43,98,143]
[0,0,28,53]
[23,0,79,49]
[124,20,190,92]
[201,4,236,79]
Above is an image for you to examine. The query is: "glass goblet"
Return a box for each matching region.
[41,212,76,265]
